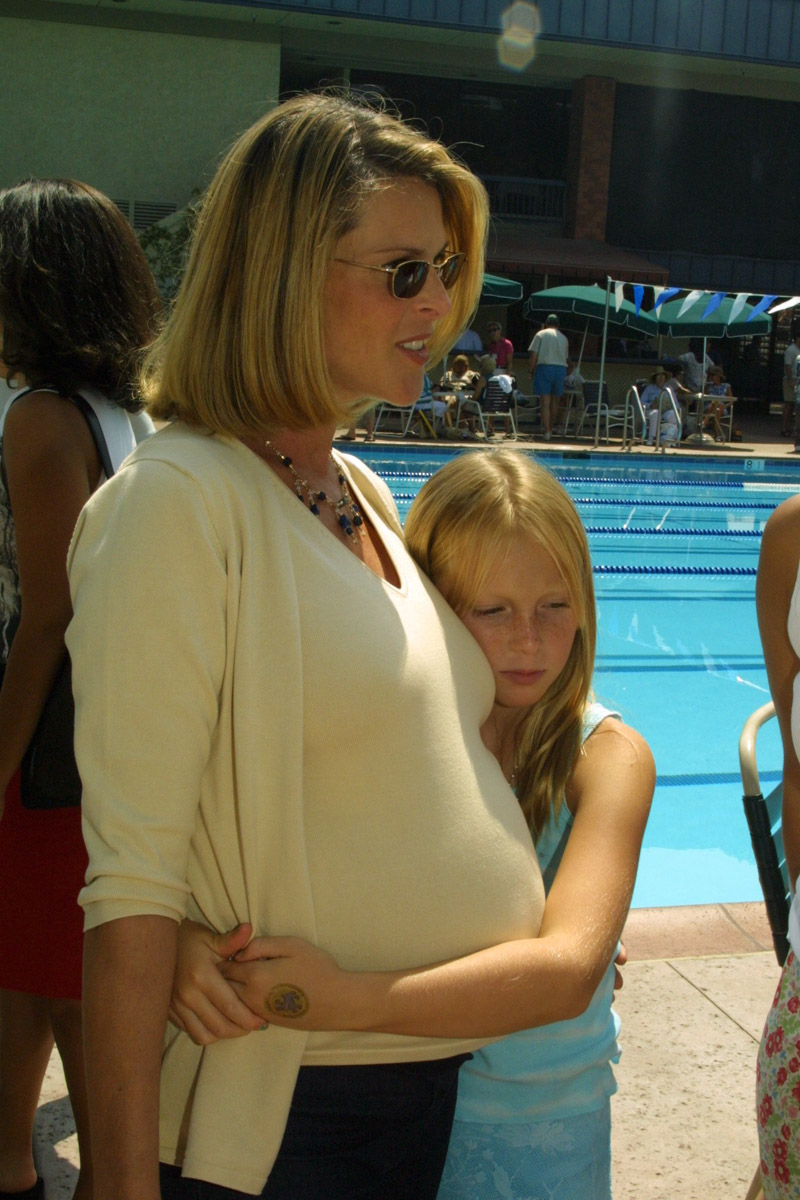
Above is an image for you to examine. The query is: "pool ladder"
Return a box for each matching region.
[739,699,789,966]
[619,385,683,453]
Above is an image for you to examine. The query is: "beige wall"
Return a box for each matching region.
[0,17,280,207]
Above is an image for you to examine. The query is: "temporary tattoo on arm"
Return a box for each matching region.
[266,983,309,1018]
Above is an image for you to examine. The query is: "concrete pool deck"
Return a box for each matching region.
[33,901,779,1200]
[340,404,800,464]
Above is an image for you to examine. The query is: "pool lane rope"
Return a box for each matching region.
[593,564,756,575]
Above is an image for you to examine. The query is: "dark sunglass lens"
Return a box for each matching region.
[439,254,465,290]
[394,260,428,299]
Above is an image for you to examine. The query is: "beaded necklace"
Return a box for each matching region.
[265,439,365,540]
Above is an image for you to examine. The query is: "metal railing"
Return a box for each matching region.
[480,176,565,222]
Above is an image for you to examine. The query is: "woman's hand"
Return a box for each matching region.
[169,920,268,1045]
[219,936,358,1031]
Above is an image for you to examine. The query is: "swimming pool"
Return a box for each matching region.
[341,443,799,908]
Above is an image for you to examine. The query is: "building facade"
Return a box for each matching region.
[4,0,800,383]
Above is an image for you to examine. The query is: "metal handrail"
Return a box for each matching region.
[739,700,776,798]
[653,388,683,452]
[621,385,647,451]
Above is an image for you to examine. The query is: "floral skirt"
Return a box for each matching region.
[436,1102,611,1200]
[757,950,800,1198]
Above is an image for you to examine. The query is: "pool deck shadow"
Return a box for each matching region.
[35,901,779,1200]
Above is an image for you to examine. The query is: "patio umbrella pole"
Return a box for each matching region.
[595,277,611,447]
[577,325,588,372]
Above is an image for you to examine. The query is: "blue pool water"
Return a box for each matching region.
[341,443,800,908]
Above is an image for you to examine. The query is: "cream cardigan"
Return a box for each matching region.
[67,424,544,1193]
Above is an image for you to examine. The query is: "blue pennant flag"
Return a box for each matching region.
[652,286,681,311]
[700,292,726,320]
[747,294,777,321]
[633,284,644,315]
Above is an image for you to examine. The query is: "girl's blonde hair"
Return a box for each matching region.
[404,449,596,837]
[143,91,489,435]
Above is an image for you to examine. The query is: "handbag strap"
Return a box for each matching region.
[67,392,115,480]
[1,387,116,497]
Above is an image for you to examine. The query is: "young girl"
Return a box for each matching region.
[172,449,653,1199]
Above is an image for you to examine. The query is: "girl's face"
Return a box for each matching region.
[458,535,579,712]
[322,178,453,410]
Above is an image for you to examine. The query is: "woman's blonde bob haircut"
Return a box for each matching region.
[143,91,489,435]
[404,449,596,837]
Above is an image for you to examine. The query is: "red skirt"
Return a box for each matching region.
[0,772,86,998]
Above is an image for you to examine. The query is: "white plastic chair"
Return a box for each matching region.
[455,393,489,437]
[482,376,518,439]
[576,382,611,442]
[373,400,438,439]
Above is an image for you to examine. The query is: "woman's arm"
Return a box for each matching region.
[169,920,267,1045]
[83,916,177,1200]
[757,495,800,886]
[215,719,653,1039]
[69,453,230,1189]
[0,393,99,804]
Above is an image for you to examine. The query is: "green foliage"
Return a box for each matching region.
[138,193,199,302]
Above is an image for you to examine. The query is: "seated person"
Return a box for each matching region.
[664,363,693,433]
[556,359,585,432]
[441,353,479,391]
[407,373,448,436]
[564,359,584,393]
[646,368,681,445]
[703,364,733,441]
[639,368,667,428]
[472,353,516,439]
[343,405,375,442]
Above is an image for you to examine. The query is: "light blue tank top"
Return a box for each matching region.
[453,702,622,1123]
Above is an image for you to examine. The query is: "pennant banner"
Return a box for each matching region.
[652,286,681,311]
[700,292,726,321]
[614,281,624,312]
[729,293,751,323]
[747,294,778,321]
[633,284,644,316]
[677,289,705,318]
[768,296,800,314]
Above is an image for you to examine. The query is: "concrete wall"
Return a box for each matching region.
[0,17,281,209]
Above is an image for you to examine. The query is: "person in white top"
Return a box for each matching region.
[783,329,800,438]
[678,340,713,393]
[755,495,800,1198]
[528,314,569,441]
[0,177,161,1200]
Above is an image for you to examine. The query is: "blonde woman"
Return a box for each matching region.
[67,96,546,1200]
[174,451,654,1199]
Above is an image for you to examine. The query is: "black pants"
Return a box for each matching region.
[159,1055,469,1200]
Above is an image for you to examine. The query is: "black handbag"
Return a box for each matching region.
[20,655,83,809]
[6,391,116,810]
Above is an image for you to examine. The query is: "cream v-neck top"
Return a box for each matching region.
[66,423,544,1193]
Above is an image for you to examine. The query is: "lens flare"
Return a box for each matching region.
[498,2,541,71]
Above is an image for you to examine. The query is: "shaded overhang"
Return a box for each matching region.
[486,223,670,285]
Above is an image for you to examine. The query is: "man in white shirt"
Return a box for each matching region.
[528,314,569,441]
[678,340,713,393]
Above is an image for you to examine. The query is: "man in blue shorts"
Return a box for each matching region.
[528,313,569,441]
